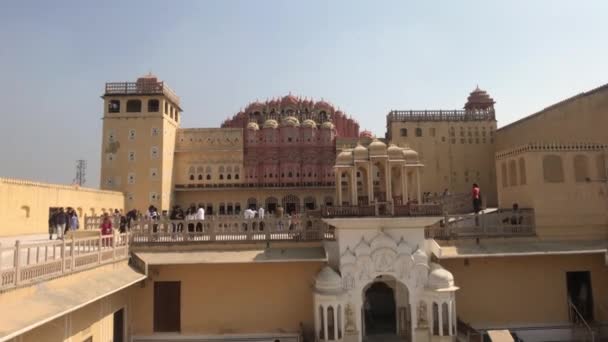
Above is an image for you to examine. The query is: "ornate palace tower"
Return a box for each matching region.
[100,74,181,212]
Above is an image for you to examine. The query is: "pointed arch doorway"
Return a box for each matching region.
[362,276,411,342]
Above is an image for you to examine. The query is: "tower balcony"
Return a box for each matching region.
[104,80,180,106]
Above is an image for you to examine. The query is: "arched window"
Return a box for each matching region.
[432,302,439,335]
[574,154,590,182]
[206,174,211,180]
[219,174,224,180]
[126,99,142,112]
[227,203,234,215]
[235,203,241,215]
[501,162,508,187]
[108,100,120,113]
[219,203,226,215]
[543,155,564,183]
[304,196,316,210]
[198,174,202,181]
[519,157,527,185]
[400,128,408,137]
[319,306,325,340]
[235,174,239,180]
[324,196,333,206]
[415,128,423,137]
[148,99,160,112]
[189,174,194,181]
[508,160,518,186]
[327,306,335,340]
[442,303,450,336]
[337,305,342,339]
[597,154,607,180]
[227,174,232,180]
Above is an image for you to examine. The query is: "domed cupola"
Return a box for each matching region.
[263,119,278,129]
[246,121,260,131]
[321,121,335,130]
[314,100,334,112]
[282,116,300,127]
[246,100,265,113]
[281,94,299,109]
[337,150,353,166]
[428,264,459,292]
[314,266,344,294]
[464,86,495,111]
[387,144,403,160]
[302,119,317,129]
[368,138,387,156]
[353,144,368,160]
[359,130,373,139]
[402,147,419,163]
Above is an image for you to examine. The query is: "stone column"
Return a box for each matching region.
[404,169,409,202]
[367,162,374,204]
[350,168,358,205]
[324,306,329,342]
[416,167,421,203]
[438,302,443,336]
[401,166,407,204]
[386,161,392,203]
[334,305,339,341]
[336,170,342,206]
[448,300,453,336]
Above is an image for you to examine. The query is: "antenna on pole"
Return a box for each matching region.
[73,160,87,186]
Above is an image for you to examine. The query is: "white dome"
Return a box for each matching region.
[428,267,458,291]
[282,116,300,127]
[315,266,343,294]
[369,139,387,156]
[247,121,259,130]
[337,150,353,166]
[353,144,368,160]
[263,119,278,129]
[302,119,317,128]
[321,121,335,130]
[387,144,403,160]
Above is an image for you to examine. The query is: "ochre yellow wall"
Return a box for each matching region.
[14,288,131,342]
[389,120,497,206]
[497,86,608,151]
[130,262,323,335]
[0,178,125,236]
[441,254,608,328]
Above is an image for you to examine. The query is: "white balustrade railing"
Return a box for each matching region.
[84,214,335,244]
[425,208,536,240]
[0,231,129,292]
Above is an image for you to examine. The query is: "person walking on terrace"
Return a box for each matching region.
[54,207,68,240]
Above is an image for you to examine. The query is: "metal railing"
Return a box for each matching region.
[425,208,536,240]
[84,214,335,244]
[568,299,595,342]
[457,319,483,342]
[0,232,129,292]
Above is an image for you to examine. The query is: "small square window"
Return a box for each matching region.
[128,151,136,162]
[400,128,408,137]
[149,192,159,202]
[128,172,135,184]
[128,129,136,140]
[151,128,159,136]
[127,193,134,201]
[150,168,158,179]
[150,146,159,159]
[415,128,422,137]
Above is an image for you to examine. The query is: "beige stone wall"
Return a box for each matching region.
[100,95,179,213]
[496,148,608,239]
[497,85,608,150]
[0,178,124,236]
[129,262,323,335]
[175,187,334,213]
[173,128,244,186]
[441,254,608,328]
[388,120,497,205]
[15,288,131,342]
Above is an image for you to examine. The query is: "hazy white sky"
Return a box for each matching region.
[1,0,607,186]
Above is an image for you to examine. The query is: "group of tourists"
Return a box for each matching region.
[48,207,79,240]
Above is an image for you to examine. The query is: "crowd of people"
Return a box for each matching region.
[48,207,79,240]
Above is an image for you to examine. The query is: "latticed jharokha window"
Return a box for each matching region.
[126,99,142,112]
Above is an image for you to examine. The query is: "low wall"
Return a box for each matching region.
[0,177,125,236]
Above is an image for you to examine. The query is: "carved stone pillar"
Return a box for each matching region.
[385,161,392,203]
[350,168,358,206]
[367,161,374,204]
[335,170,342,206]
[416,167,421,203]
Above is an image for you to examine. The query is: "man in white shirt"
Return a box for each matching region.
[258,206,265,219]
[195,205,205,232]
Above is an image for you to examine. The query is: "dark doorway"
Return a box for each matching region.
[154,281,181,332]
[286,202,297,215]
[113,308,124,342]
[364,282,396,335]
[567,271,593,322]
[267,202,277,214]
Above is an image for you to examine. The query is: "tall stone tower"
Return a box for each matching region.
[100,74,181,213]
